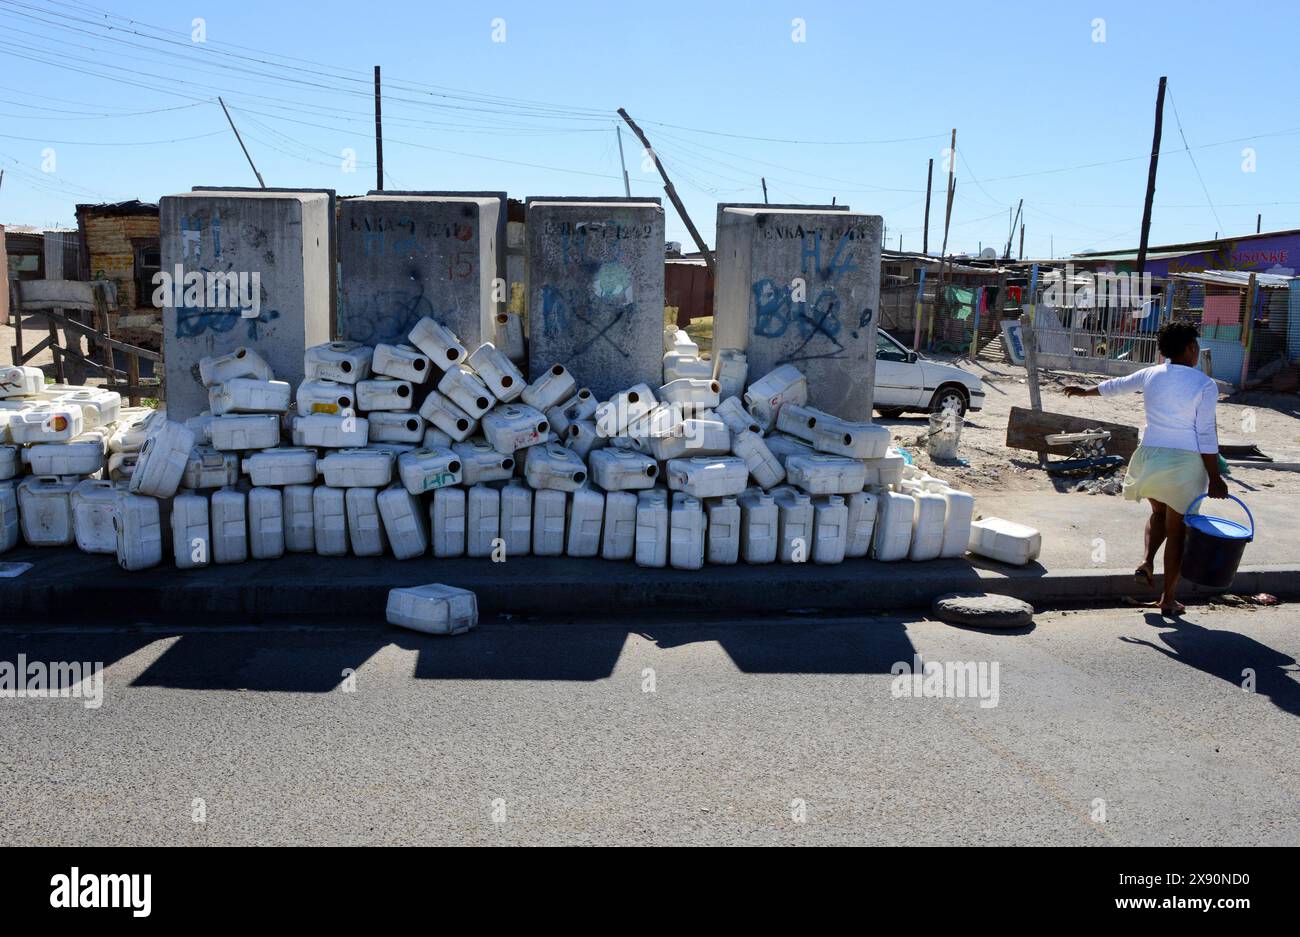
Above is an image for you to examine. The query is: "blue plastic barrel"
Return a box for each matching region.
[1180,495,1254,588]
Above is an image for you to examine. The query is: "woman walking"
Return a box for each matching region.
[1064,320,1228,616]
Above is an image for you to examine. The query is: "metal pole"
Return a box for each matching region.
[374,66,384,191]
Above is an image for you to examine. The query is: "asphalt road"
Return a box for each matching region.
[0,604,1296,846]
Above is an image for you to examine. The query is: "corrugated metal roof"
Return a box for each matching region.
[1170,270,1296,289]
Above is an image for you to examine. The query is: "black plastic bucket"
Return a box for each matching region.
[1181,495,1254,588]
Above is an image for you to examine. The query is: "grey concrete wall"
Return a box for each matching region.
[160,191,332,421]
[338,194,503,348]
[714,206,883,419]
[525,197,664,399]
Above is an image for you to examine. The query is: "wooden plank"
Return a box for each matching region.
[29,308,161,362]
[127,354,141,407]
[1006,405,1141,460]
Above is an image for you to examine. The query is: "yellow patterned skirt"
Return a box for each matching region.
[1121,445,1208,515]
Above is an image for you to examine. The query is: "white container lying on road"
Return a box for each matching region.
[248,486,285,560]
[129,419,196,498]
[665,456,748,499]
[547,387,595,435]
[669,492,706,571]
[522,364,577,412]
[355,378,414,412]
[242,447,319,487]
[784,453,868,496]
[417,390,477,443]
[318,448,394,488]
[468,342,525,403]
[713,349,748,401]
[71,479,119,554]
[773,487,814,564]
[870,489,914,561]
[345,487,386,557]
[566,486,604,558]
[906,485,947,562]
[377,484,428,560]
[304,341,372,384]
[210,486,248,564]
[531,488,567,556]
[386,583,478,635]
[499,478,532,557]
[114,491,163,571]
[744,364,808,432]
[845,490,879,559]
[589,448,659,491]
[430,486,467,558]
[525,443,588,492]
[23,435,105,477]
[481,403,548,453]
[372,343,432,384]
[967,516,1041,566]
[452,439,514,486]
[171,490,210,569]
[199,346,272,386]
[466,484,500,559]
[437,364,494,418]
[408,317,466,370]
[927,482,975,559]
[181,445,239,490]
[312,485,348,556]
[601,490,637,561]
[731,429,784,490]
[813,495,849,565]
[738,489,778,564]
[397,446,462,494]
[296,379,354,415]
[282,484,315,553]
[214,413,283,451]
[18,476,76,546]
[367,411,424,444]
[289,413,367,450]
[635,488,669,568]
[706,495,741,565]
[209,378,291,415]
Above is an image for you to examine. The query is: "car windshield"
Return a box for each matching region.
[876,330,912,362]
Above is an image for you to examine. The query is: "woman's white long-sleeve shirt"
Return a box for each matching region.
[1096,363,1219,454]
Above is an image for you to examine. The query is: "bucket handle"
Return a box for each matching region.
[1186,494,1255,538]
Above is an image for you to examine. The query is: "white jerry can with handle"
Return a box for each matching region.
[372,343,432,384]
[493,312,526,363]
[107,451,138,482]
[113,491,163,571]
[662,352,712,383]
[902,481,946,561]
[418,390,478,442]
[773,487,814,564]
[713,349,748,401]
[304,341,372,384]
[345,487,387,557]
[669,492,706,571]
[531,488,567,556]
[870,488,914,561]
[199,346,273,386]
[565,420,607,460]
[525,443,588,492]
[108,408,166,453]
[23,435,106,477]
[967,516,1041,566]
[738,489,778,564]
[437,364,494,418]
[635,488,669,568]
[71,479,120,554]
[289,413,367,449]
[925,482,976,559]
[318,448,394,488]
[845,490,879,559]
[0,365,45,398]
[589,448,659,491]
[297,379,354,415]
[777,404,890,460]
[601,490,637,561]
[744,364,808,433]
[595,383,657,437]
[468,342,526,403]
[522,364,578,412]
[209,378,291,415]
[129,419,196,498]
[763,433,815,467]
[282,484,315,553]
[546,387,596,435]
[481,403,549,453]
[500,478,532,557]
[377,485,428,560]
[466,484,501,559]
[212,413,282,451]
[644,418,731,461]
[665,456,749,499]
[0,401,35,445]
[453,439,515,485]
[397,447,462,494]
[706,496,741,565]
[0,444,17,480]
[54,388,121,430]
[181,446,239,490]
[171,491,211,569]
[730,430,784,489]
[367,411,424,444]
[566,486,604,558]
[210,486,248,564]
[430,486,467,558]
[0,481,18,553]
[715,396,760,435]
[812,495,849,565]
[355,378,415,412]
[248,486,285,560]
[408,316,466,370]
[11,404,84,444]
[659,378,720,409]
[386,583,478,636]
[784,453,868,496]
[311,485,349,556]
[242,447,319,487]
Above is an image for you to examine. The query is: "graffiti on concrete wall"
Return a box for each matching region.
[537,219,648,359]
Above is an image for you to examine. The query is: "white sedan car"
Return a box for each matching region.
[873,329,986,417]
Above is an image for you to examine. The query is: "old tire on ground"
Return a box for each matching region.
[932,592,1034,629]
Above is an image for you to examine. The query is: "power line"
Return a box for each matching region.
[1166,84,1223,232]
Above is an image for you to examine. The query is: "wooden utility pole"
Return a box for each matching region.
[1004,198,1023,260]
[761,177,768,204]
[618,107,713,271]
[1135,76,1167,277]
[217,96,265,188]
[1019,223,1025,260]
[1257,213,1262,234]
[922,158,933,254]
[615,125,631,197]
[374,66,384,191]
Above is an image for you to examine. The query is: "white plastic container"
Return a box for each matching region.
[525,443,588,492]
[523,364,578,412]
[209,378,291,415]
[453,439,515,485]
[845,490,879,559]
[54,388,121,430]
[665,456,748,499]
[304,341,372,384]
[397,446,462,494]
[481,403,549,453]
[589,448,659,491]
[664,328,698,356]
[0,481,17,553]
[107,451,138,482]
[386,583,478,635]
[763,433,815,467]
[466,484,501,558]
[595,383,657,437]
[372,343,432,384]
[367,411,424,444]
[715,396,760,435]
[907,486,947,562]
[289,413,367,449]
[108,408,165,453]
[199,346,272,386]
[180,445,239,490]
[776,404,890,460]
[408,316,466,370]
[713,349,748,401]
[355,378,414,412]
[467,342,525,403]
[171,491,211,569]
[10,405,84,444]
[870,489,915,561]
[812,495,849,565]
[312,485,349,556]
[422,426,453,450]
[658,378,720,409]
[644,419,731,462]
[282,484,315,553]
[296,379,354,415]
[0,365,44,398]
[531,488,567,556]
[345,487,387,557]
[785,453,868,496]
[928,484,976,559]
[565,420,607,460]
[566,486,604,558]
[731,429,784,490]
[417,390,477,442]
[210,486,248,564]
[492,312,526,363]
[377,485,429,560]
[773,487,814,564]
[318,448,394,488]
[0,402,34,445]
[601,490,637,561]
[706,496,741,565]
[738,489,778,564]
[247,486,285,560]
[500,478,532,557]
[430,486,467,558]
[242,447,318,487]
[967,516,1042,566]
[744,364,808,432]
[114,491,163,571]
[213,413,283,451]
[71,479,119,554]
[662,352,713,383]
[862,449,907,489]
[437,364,494,418]
[0,444,16,481]
[669,492,706,571]
[23,435,105,477]
[635,489,669,568]
[546,387,595,435]
[129,419,196,498]
[185,413,214,445]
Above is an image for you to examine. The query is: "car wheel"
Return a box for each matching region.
[930,385,968,417]
[876,407,905,419]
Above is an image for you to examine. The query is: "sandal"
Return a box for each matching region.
[1159,601,1186,617]
[1134,565,1154,587]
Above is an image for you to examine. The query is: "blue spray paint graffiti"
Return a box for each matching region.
[175,305,281,340]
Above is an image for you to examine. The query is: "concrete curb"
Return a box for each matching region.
[1,547,1294,624]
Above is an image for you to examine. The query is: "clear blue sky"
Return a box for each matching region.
[2,0,1297,258]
